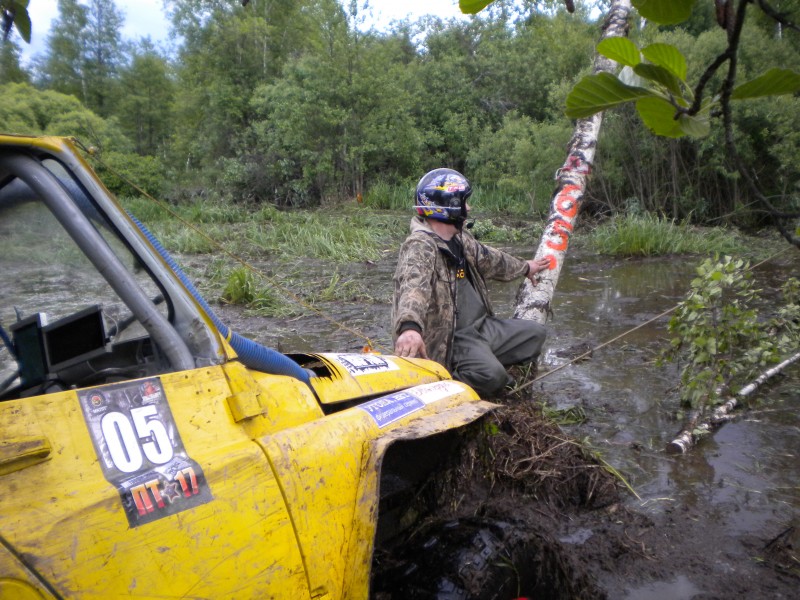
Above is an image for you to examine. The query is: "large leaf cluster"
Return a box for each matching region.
[567,36,800,138]
[1,0,30,43]
[662,256,800,411]
[564,0,800,138]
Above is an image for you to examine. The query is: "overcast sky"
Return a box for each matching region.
[21,0,469,64]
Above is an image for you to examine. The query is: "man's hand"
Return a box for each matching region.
[525,257,551,285]
[395,329,428,359]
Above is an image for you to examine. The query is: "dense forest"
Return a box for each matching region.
[1,0,799,227]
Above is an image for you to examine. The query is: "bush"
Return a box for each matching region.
[661,257,800,412]
[94,151,167,198]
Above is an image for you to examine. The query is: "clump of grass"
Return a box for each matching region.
[119,195,171,223]
[220,266,292,316]
[315,270,378,303]
[246,212,391,262]
[362,179,412,210]
[121,196,406,262]
[147,221,220,254]
[540,403,587,426]
[471,184,541,215]
[589,214,741,257]
[176,199,251,224]
[121,196,252,225]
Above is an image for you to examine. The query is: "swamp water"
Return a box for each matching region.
[497,249,799,599]
[221,246,799,532]
[526,252,799,530]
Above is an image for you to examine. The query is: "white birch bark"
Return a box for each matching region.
[514,0,633,323]
[666,351,800,454]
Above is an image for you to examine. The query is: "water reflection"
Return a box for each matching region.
[490,250,800,541]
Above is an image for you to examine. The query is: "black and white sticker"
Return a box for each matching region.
[328,353,400,376]
[78,378,212,527]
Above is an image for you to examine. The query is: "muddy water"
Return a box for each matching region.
[506,250,800,530]
[487,247,800,599]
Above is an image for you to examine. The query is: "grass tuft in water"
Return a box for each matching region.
[221,266,293,316]
[589,214,741,257]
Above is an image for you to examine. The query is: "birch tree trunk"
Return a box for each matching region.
[666,351,800,454]
[514,0,633,323]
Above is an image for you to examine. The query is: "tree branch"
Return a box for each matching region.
[757,0,800,33]
[720,0,800,249]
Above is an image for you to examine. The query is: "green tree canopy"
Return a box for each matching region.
[38,0,124,115]
[0,82,130,151]
[0,35,28,83]
[115,39,175,156]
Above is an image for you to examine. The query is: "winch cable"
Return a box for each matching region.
[511,245,795,394]
[77,142,388,355]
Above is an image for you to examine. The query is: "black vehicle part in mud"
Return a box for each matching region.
[371,517,595,600]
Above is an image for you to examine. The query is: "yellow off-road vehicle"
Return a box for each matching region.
[0,135,498,599]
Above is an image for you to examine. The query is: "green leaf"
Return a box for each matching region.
[633,63,684,97]
[632,0,695,25]
[634,96,709,138]
[635,96,684,137]
[597,38,641,67]
[11,5,31,43]
[618,65,646,88]
[566,72,654,119]
[678,112,710,138]
[731,68,800,99]
[459,0,492,14]
[2,1,32,43]
[642,43,688,81]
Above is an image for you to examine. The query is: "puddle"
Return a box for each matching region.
[623,574,702,600]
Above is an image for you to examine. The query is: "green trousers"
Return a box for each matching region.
[451,315,547,398]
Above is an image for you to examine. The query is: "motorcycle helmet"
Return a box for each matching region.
[414,168,472,225]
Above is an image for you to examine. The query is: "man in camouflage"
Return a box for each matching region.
[392,168,549,397]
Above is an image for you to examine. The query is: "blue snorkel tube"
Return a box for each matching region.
[129,215,311,385]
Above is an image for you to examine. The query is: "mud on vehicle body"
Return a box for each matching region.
[0,135,501,599]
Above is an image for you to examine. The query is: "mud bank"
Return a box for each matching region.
[369,391,799,599]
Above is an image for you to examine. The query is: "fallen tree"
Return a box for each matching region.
[667,350,800,454]
[662,258,800,454]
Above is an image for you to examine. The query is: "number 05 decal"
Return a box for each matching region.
[79,378,212,527]
[101,405,173,472]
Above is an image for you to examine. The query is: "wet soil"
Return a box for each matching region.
[209,235,800,599]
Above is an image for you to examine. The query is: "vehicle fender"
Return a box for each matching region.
[260,380,496,599]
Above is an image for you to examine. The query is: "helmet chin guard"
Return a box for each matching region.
[415,168,472,225]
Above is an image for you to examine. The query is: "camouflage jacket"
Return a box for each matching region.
[392,217,530,368]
